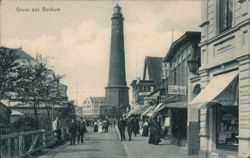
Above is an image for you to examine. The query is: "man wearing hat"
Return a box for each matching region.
[78,117,86,144]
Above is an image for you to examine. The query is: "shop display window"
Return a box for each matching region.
[216,106,238,150]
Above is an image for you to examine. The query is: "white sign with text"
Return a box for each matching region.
[168,85,187,95]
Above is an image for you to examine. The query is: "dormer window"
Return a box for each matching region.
[219,0,233,32]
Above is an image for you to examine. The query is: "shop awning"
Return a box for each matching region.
[189,71,238,109]
[127,105,151,117]
[141,105,155,116]
[146,103,165,117]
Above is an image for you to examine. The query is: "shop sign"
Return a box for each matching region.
[144,96,158,100]
[139,92,151,96]
[164,117,170,126]
[168,85,187,95]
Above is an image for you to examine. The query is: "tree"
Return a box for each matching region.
[0,47,19,103]
[13,56,63,129]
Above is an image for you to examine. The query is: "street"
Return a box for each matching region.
[38,126,198,158]
[39,126,127,158]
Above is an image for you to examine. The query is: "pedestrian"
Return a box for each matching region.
[114,121,116,126]
[93,121,98,132]
[69,118,78,145]
[148,119,161,145]
[52,117,62,143]
[118,117,126,141]
[78,117,86,144]
[104,120,109,133]
[127,117,134,141]
[98,120,103,133]
[142,120,149,137]
[133,118,139,137]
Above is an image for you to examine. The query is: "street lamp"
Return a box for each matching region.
[187,59,199,75]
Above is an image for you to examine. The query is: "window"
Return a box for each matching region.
[217,105,238,150]
[219,0,233,32]
[174,68,177,85]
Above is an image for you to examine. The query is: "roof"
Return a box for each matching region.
[90,97,105,103]
[163,32,201,62]
[11,110,24,116]
[130,79,154,86]
[143,56,163,81]
[0,47,34,60]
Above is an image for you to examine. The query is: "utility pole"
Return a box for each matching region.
[75,79,78,106]
[171,28,174,44]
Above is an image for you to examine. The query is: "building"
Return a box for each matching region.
[105,4,129,116]
[143,56,164,90]
[99,105,116,118]
[81,97,105,119]
[189,1,250,158]
[159,32,201,148]
[0,102,11,126]
[142,56,165,106]
[130,78,154,109]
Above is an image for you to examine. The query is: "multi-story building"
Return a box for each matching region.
[142,56,165,106]
[130,78,154,109]
[160,32,201,148]
[189,1,250,158]
[81,97,105,119]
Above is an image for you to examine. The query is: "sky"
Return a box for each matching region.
[1,0,201,105]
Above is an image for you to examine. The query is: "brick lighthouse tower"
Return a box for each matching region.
[105,4,129,117]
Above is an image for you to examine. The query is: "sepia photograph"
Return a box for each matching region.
[0,0,249,158]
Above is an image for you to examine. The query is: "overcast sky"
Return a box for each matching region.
[1,0,201,105]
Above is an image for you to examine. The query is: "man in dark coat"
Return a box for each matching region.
[127,117,134,141]
[133,118,140,137]
[78,118,86,144]
[118,117,126,141]
[69,118,78,145]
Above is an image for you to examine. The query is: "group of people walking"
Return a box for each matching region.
[117,116,142,141]
[56,115,162,146]
[93,119,111,133]
[68,117,87,145]
[117,116,162,145]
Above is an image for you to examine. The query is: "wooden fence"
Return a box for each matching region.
[0,128,68,158]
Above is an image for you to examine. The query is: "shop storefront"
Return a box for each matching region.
[189,70,239,158]
[147,100,188,147]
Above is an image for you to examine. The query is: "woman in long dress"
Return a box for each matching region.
[148,120,161,145]
[98,121,103,133]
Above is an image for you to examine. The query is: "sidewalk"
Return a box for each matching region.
[115,126,199,158]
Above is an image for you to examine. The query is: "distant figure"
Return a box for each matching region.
[53,117,62,142]
[142,120,149,137]
[127,117,134,141]
[114,121,116,127]
[103,120,109,133]
[98,120,103,133]
[93,121,98,132]
[78,118,86,144]
[118,117,126,141]
[69,118,78,145]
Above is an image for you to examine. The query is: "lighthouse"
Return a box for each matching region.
[105,4,129,116]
